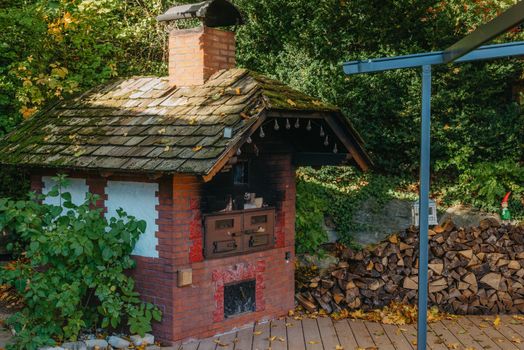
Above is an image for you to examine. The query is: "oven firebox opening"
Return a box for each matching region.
[224,280,256,318]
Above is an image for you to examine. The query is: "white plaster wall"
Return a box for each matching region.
[105,181,159,258]
[42,176,89,207]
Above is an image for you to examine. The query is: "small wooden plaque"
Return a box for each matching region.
[177,268,192,287]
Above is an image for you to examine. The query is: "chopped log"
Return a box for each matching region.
[480,273,502,290]
[459,250,473,259]
[428,263,444,275]
[403,277,418,290]
[508,260,521,270]
[296,293,317,313]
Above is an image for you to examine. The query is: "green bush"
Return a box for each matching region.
[443,160,524,218]
[295,179,328,254]
[0,175,161,350]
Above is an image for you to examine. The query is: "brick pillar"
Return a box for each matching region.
[262,153,296,249]
[168,26,236,87]
[171,175,203,264]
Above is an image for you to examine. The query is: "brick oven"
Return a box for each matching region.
[0,0,371,343]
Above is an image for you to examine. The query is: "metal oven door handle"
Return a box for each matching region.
[213,240,238,253]
[248,234,270,248]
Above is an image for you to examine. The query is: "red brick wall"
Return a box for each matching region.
[27,154,297,344]
[168,26,236,87]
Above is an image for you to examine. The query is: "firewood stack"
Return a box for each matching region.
[296,219,524,315]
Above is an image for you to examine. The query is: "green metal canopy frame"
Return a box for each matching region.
[342,2,524,350]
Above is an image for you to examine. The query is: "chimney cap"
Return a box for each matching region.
[157,0,244,27]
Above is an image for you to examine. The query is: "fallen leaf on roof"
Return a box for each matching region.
[286,99,297,106]
[240,112,249,119]
[157,128,166,135]
[235,87,241,95]
[164,146,170,152]
[20,106,37,119]
[312,100,322,106]
[192,145,202,152]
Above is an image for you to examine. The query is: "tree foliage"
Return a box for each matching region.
[0,0,169,134]
[0,176,161,350]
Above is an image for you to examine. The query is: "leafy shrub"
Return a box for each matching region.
[295,179,328,254]
[444,160,524,217]
[0,176,161,350]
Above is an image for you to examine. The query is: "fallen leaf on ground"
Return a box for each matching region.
[253,331,262,335]
[277,337,285,342]
[512,336,522,344]
[493,315,501,328]
[307,340,319,344]
[335,345,343,350]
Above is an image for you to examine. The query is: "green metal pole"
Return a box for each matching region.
[417,64,431,350]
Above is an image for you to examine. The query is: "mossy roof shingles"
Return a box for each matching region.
[0,68,360,175]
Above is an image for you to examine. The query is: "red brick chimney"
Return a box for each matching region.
[168,26,236,87]
[157,0,244,87]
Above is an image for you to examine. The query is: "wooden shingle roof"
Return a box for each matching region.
[0,68,370,176]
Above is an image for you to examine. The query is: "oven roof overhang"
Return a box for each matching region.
[0,69,372,181]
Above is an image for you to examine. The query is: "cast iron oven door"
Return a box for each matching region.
[204,208,275,259]
[243,209,275,253]
[204,213,243,258]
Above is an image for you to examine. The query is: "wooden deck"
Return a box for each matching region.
[177,315,524,350]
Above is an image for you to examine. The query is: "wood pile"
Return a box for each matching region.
[296,219,524,315]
